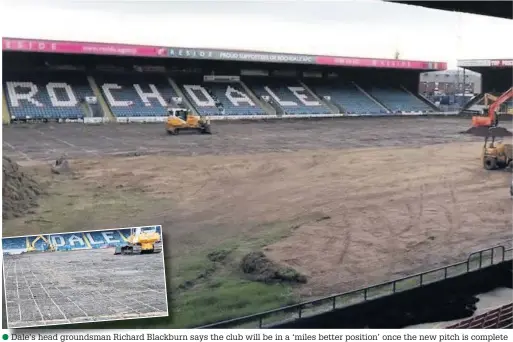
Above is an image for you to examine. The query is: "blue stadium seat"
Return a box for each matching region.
[310,82,385,115]
[83,230,126,248]
[248,79,330,115]
[178,80,267,116]
[2,237,26,251]
[4,71,94,120]
[49,233,89,250]
[368,88,432,114]
[94,73,179,117]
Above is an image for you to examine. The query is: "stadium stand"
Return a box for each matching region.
[2,68,446,120]
[446,303,513,329]
[2,226,161,254]
[3,71,95,120]
[94,73,180,117]
[368,87,433,114]
[308,80,386,115]
[248,78,331,115]
[2,237,26,251]
[177,77,267,116]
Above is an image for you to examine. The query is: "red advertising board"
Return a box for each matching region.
[2,38,168,57]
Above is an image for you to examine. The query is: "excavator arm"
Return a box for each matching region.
[473,87,513,127]
[30,235,55,251]
[484,93,498,106]
[489,87,513,117]
[30,236,42,249]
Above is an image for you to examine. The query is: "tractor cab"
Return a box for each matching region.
[127,226,161,245]
[167,108,191,121]
[170,108,189,121]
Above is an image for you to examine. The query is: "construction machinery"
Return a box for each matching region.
[114,226,163,255]
[165,108,211,135]
[27,235,56,252]
[482,127,513,170]
[472,87,513,127]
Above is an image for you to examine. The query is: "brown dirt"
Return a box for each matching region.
[3,141,511,300]
[241,251,307,284]
[460,126,513,137]
[2,157,44,220]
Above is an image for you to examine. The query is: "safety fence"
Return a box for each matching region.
[198,245,513,329]
[446,303,512,329]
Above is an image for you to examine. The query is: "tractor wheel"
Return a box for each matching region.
[202,124,212,134]
[167,128,179,135]
[483,157,497,170]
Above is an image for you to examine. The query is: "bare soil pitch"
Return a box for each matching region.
[3,249,168,328]
[2,117,512,326]
[2,117,485,161]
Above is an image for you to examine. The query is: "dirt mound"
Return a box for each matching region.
[51,155,72,175]
[241,251,307,284]
[460,126,513,137]
[3,157,43,220]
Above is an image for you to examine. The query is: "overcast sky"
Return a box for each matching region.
[3,0,513,68]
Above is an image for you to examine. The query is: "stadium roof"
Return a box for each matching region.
[457,58,513,73]
[391,1,513,19]
[2,37,447,71]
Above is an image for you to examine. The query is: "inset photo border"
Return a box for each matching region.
[2,225,168,328]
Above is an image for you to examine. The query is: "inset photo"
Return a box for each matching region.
[2,225,168,328]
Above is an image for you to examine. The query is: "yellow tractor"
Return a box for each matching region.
[165,108,211,135]
[482,127,513,171]
[27,235,56,253]
[114,227,163,255]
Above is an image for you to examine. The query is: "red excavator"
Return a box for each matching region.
[472,87,513,127]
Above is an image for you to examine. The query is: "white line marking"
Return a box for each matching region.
[31,269,70,324]
[4,142,32,161]
[4,142,16,150]
[35,130,77,147]
[20,263,46,324]
[103,149,167,156]
[14,261,21,322]
[45,272,90,319]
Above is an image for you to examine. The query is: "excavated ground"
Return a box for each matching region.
[3,117,512,326]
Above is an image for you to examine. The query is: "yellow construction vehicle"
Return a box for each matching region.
[165,108,211,135]
[114,227,163,255]
[27,235,56,252]
[482,127,513,170]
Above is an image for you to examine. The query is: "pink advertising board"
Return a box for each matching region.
[315,56,447,70]
[3,37,447,70]
[2,38,168,57]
